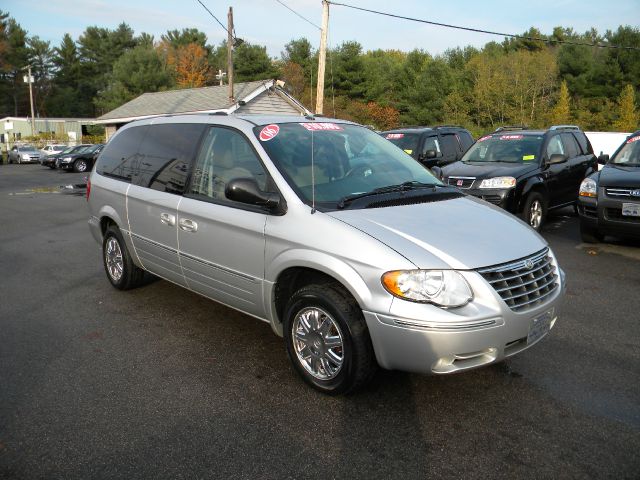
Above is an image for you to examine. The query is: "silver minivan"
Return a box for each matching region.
[88,114,566,394]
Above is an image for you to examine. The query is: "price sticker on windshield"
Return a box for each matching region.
[299,122,344,131]
[478,135,491,142]
[386,133,404,139]
[626,136,640,144]
[523,155,536,161]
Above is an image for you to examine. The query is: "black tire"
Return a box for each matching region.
[521,192,546,231]
[102,225,145,290]
[580,222,604,243]
[48,164,56,169]
[283,281,377,395]
[73,158,88,173]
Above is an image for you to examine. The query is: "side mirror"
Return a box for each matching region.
[548,153,567,165]
[225,178,283,213]
[424,149,438,159]
[597,154,609,165]
[430,165,443,180]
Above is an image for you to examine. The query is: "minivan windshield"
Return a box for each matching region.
[462,134,543,164]
[610,137,640,165]
[255,122,441,208]
[382,132,421,156]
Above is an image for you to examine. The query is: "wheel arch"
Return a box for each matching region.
[518,176,548,213]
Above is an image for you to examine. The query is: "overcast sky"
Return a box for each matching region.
[4,0,639,57]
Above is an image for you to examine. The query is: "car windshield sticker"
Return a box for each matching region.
[299,122,344,131]
[385,133,404,139]
[259,124,280,142]
[627,136,640,144]
[523,155,536,160]
[478,135,491,142]
[404,149,413,154]
[500,135,524,140]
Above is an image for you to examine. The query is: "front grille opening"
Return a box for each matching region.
[579,204,597,218]
[605,208,640,223]
[504,337,527,356]
[477,248,559,313]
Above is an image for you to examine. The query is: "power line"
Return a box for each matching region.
[327,1,640,51]
[194,0,233,39]
[274,0,321,30]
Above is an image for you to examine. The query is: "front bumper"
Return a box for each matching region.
[578,191,640,239]
[464,188,516,212]
[363,263,566,374]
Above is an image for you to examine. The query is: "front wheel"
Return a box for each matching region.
[283,282,377,394]
[73,158,88,173]
[102,225,145,290]
[521,192,546,231]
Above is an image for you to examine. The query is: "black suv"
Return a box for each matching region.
[59,144,105,173]
[381,126,474,168]
[436,125,597,230]
[577,130,640,242]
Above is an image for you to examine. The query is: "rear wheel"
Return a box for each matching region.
[103,225,145,290]
[521,192,546,231]
[283,282,377,394]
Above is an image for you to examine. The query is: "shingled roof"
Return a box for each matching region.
[97,80,274,122]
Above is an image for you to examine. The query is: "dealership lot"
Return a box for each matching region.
[0,165,638,479]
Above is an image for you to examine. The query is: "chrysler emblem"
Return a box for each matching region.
[631,189,640,197]
[524,259,534,270]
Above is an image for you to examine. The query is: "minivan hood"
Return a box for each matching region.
[598,164,640,188]
[442,161,538,180]
[327,196,546,270]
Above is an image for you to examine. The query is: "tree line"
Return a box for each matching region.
[1,10,638,136]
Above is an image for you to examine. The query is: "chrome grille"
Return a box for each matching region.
[447,176,475,189]
[605,187,640,198]
[477,248,558,313]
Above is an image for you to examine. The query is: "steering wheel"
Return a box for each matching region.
[345,164,374,178]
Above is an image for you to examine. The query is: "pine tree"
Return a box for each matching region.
[614,84,639,132]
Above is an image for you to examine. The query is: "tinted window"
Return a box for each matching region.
[573,131,592,154]
[190,127,271,202]
[458,131,474,151]
[96,126,146,182]
[136,123,206,194]
[421,135,441,155]
[383,132,421,156]
[439,134,459,161]
[463,135,543,163]
[561,133,579,158]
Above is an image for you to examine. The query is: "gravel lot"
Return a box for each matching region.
[1,164,638,479]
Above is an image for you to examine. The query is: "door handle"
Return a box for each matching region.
[179,218,198,232]
[160,212,176,226]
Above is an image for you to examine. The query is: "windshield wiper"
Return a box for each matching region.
[337,181,443,209]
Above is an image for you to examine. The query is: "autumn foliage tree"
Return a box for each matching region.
[614,84,639,131]
[166,42,210,88]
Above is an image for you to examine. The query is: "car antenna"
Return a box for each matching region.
[311,128,316,214]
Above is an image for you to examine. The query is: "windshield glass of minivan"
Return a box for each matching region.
[255,123,441,207]
[382,132,420,156]
[611,137,640,165]
[462,134,543,163]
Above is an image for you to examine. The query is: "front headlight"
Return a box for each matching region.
[579,177,597,197]
[479,176,517,189]
[382,270,473,308]
[62,156,72,162]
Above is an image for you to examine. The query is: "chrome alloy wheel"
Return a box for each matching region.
[292,307,344,380]
[105,237,124,282]
[529,199,543,229]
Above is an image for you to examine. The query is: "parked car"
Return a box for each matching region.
[40,144,67,157]
[43,144,92,169]
[59,143,104,172]
[88,114,566,394]
[380,126,474,168]
[436,125,597,231]
[578,130,640,242]
[8,145,42,164]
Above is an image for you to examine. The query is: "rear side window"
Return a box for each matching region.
[573,131,592,154]
[136,123,206,194]
[96,126,146,182]
[561,133,580,158]
[457,131,474,152]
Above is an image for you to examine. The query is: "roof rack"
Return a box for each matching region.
[549,125,580,131]
[494,125,528,132]
[209,111,228,116]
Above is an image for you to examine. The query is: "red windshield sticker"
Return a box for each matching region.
[478,135,491,142]
[299,122,344,131]
[627,136,640,143]
[259,124,280,141]
[499,134,524,140]
[385,133,404,139]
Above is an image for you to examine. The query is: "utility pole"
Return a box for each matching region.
[315,0,330,115]
[23,66,36,137]
[227,7,234,102]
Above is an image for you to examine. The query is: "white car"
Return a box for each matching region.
[40,144,67,158]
